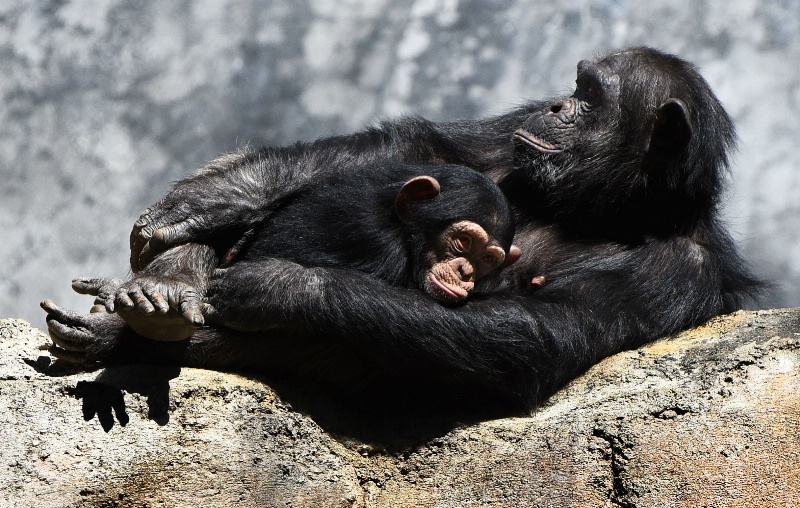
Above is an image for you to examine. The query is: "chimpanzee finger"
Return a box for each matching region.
[103,296,116,313]
[130,225,151,272]
[49,345,96,366]
[41,299,81,324]
[126,286,154,314]
[134,196,175,230]
[114,289,135,311]
[72,277,123,296]
[133,206,154,230]
[46,318,91,351]
[200,303,221,324]
[41,301,92,349]
[131,207,152,245]
[179,289,204,326]
[141,283,169,314]
[137,220,194,269]
[72,277,101,296]
[131,200,175,270]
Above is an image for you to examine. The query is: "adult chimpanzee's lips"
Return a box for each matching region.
[514,128,561,153]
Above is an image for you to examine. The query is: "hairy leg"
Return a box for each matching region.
[42,299,214,368]
[41,298,346,376]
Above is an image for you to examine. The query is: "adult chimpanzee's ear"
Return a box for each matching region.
[395,176,441,222]
[649,98,692,153]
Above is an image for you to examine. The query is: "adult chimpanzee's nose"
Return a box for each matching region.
[550,99,576,116]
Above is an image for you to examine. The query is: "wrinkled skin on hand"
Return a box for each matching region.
[72,275,204,341]
[129,152,276,272]
[130,208,209,272]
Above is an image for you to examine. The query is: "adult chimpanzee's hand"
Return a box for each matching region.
[130,197,213,272]
[128,149,274,271]
[129,148,317,271]
[130,186,259,272]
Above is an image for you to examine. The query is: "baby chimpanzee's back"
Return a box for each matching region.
[239,163,517,303]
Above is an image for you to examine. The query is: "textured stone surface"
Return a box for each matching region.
[1,309,799,507]
[2,1,799,325]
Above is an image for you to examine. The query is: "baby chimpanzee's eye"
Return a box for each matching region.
[453,234,472,253]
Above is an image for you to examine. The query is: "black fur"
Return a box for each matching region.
[45,47,761,413]
[236,163,514,291]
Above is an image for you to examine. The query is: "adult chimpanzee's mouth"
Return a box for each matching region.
[514,129,562,153]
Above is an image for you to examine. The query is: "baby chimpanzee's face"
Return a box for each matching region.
[393,173,519,304]
[422,220,512,304]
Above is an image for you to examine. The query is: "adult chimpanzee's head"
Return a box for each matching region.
[393,165,520,303]
[512,47,735,238]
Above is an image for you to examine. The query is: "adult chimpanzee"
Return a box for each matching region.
[69,163,519,341]
[43,47,761,412]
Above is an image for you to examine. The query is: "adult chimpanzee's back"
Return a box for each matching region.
[44,47,761,413]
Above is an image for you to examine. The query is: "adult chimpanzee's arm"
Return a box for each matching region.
[202,257,585,407]
[198,227,749,408]
[45,229,748,408]
[131,106,541,270]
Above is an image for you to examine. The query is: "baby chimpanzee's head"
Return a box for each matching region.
[394,166,520,304]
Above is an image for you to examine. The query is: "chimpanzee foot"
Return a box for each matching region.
[71,277,125,313]
[41,300,123,365]
[72,275,203,341]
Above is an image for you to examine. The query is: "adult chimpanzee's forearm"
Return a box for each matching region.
[205,257,600,407]
[203,229,754,409]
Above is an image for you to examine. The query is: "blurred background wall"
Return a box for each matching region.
[2,0,799,326]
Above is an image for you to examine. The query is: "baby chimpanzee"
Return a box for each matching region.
[231,162,520,304]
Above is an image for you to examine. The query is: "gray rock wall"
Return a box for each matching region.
[2,1,799,324]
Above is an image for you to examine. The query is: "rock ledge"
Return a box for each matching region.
[1,309,798,507]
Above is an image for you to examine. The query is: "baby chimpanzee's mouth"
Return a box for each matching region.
[425,273,470,303]
[514,128,561,153]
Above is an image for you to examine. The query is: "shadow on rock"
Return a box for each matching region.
[26,356,180,431]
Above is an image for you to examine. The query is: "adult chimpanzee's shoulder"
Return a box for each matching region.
[507,46,761,323]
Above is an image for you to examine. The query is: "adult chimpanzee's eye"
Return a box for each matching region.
[453,234,472,253]
[575,75,600,103]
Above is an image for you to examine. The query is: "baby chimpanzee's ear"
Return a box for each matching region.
[395,176,441,222]
[503,245,522,268]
